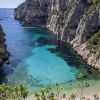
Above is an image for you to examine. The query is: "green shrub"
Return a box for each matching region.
[87,30,100,55]
[0,48,5,54]
[0,84,29,100]
[91,0,98,4]
[88,0,98,5]
[35,84,65,100]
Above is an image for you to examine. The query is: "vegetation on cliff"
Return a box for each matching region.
[14,0,100,69]
[89,0,99,5]
[0,25,9,63]
[87,30,100,58]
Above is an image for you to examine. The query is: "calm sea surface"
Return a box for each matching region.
[0,8,99,90]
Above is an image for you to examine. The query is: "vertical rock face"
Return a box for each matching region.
[15,0,100,69]
[47,0,88,42]
[14,0,51,26]
[71,6,100,68]
[47,0,100,69]
[0,25,9,64]
[72,6,99,46]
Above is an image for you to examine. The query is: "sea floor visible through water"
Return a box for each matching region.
[0,8,100,92]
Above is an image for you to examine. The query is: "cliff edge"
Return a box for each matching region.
[14,0,51,27]
[0,25,9,64]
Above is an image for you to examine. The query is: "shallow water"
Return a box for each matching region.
[0,8,99,90]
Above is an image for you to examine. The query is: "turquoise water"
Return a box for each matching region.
[26,45,78,85]
[0,9,98,90]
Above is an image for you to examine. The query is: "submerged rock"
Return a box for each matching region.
[15,0,100,69]
[47,0,100,70]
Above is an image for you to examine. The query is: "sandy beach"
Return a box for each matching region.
[25,79,100,100]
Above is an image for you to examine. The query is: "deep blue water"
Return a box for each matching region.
[0,9,98,90]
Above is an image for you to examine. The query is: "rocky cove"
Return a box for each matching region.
[0,8,100,90]
[0,1,100,100]
[14,0,100,70]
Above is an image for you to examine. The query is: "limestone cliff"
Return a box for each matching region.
[0,25,9,64]
[14,0,51,26]
[47,0,100,69]
[15,0,100,69]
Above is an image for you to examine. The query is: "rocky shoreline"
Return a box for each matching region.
[14,0,51,27]
[0,25,9,65]
[14,0,100,70]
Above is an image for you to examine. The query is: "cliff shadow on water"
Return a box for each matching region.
[15,0,100,69]
[0,3,100,89]
[48,41,100,79]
